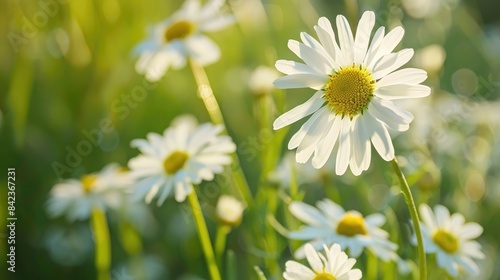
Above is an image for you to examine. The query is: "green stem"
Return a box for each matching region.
[187,190,221,280]
[367,250,378,279]
[189,60,253,206]
[90,208,111,280]
[391,158,427,280]
[215,225,230,267]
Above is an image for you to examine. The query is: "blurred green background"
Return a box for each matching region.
[1,0,500,279]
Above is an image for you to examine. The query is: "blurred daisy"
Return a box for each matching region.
[128,115,236,204]
[273,11,430,175]
[284,243,362,280]
[248,66,281,97]
[216,195,245,227]
[47,163,130,221]
[417,204,485,277]
[288,199,400,264]
[134,0,235,81]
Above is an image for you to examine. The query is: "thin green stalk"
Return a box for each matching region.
[90,208,111,280]
[391,158,427,280]
[215,225,230,266]
[187,190,221,280]
[367,250,378,280]
[189,60,253,205]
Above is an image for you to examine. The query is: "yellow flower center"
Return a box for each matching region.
[336,212,367,236]
[81,175,97,193]
[163,151,189,175]
[164,20,195,42]
[433,229,459,254]
[313,272,336,280]
[324,66,375,119]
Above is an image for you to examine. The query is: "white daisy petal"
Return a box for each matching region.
[275,60,323,76]
[335,117,352,175]
[369,26,404,69]
[288,40,334,74]
[367,116,395,161]
[353,11,375,65]
[364,26,385,69]
[289,201,329,226]
[368,99,410,131]
[301,32,340,70]
[372,48,414,80]
[185,35,221,66]
[273,91,325,130]
[377,68,428,87]
[336,15,355,64]
[288,106,327,149]
[296,108,331,163]
[273,73,328,90]
[312,115,342,168]
[316,17,345,65]
[376,84,431,100]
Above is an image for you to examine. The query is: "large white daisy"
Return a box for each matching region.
[46,163,131,221]
[127,115,236,204]
[284,243,362,280]
[273,11,431,175]
[134,0,235,81]
[288,199,404,268]
[418,204,485,277]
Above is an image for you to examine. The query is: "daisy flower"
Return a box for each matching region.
[273,11,431,175]
[417,204,485,277]
[134,0,235,81]
[284,243,362,280]
[288,199,401,265]
[215,195,245,227]
[46,163,130,222]
[128,115,236,205]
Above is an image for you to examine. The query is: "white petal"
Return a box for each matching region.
[316,199,345,221]
[368,100,410,131]
[305,244,324,272]
[200,15,235,32]
[376,84,431,100]
[185,35,220,66]
[349,117,370,175]
[174,180,192,202]
[296,109,331,163]
[335,117,352,175]
[368,26,404,70]
[364,27,385,69]
[273,91,325,130]
[419,204,437,230]
[289,201,330,226]
[316,17,345,65]
[434,204,450,228]
[457,223,483,240]
[288,40,333,75]
[372,48,414,80]
[273,74,328,90]
[312,115,342,168]
[371,97,414,123]
[156,179,174,206]
[377,68,428,87]
[336,15,355,64]
[275,59,323,76]
[288,106,327,149]
[353,11,375,65]
[355,116,372,171]
[301,32,340,70]
[367,116,395,161]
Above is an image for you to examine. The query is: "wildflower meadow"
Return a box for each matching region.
[1,0,500,279]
